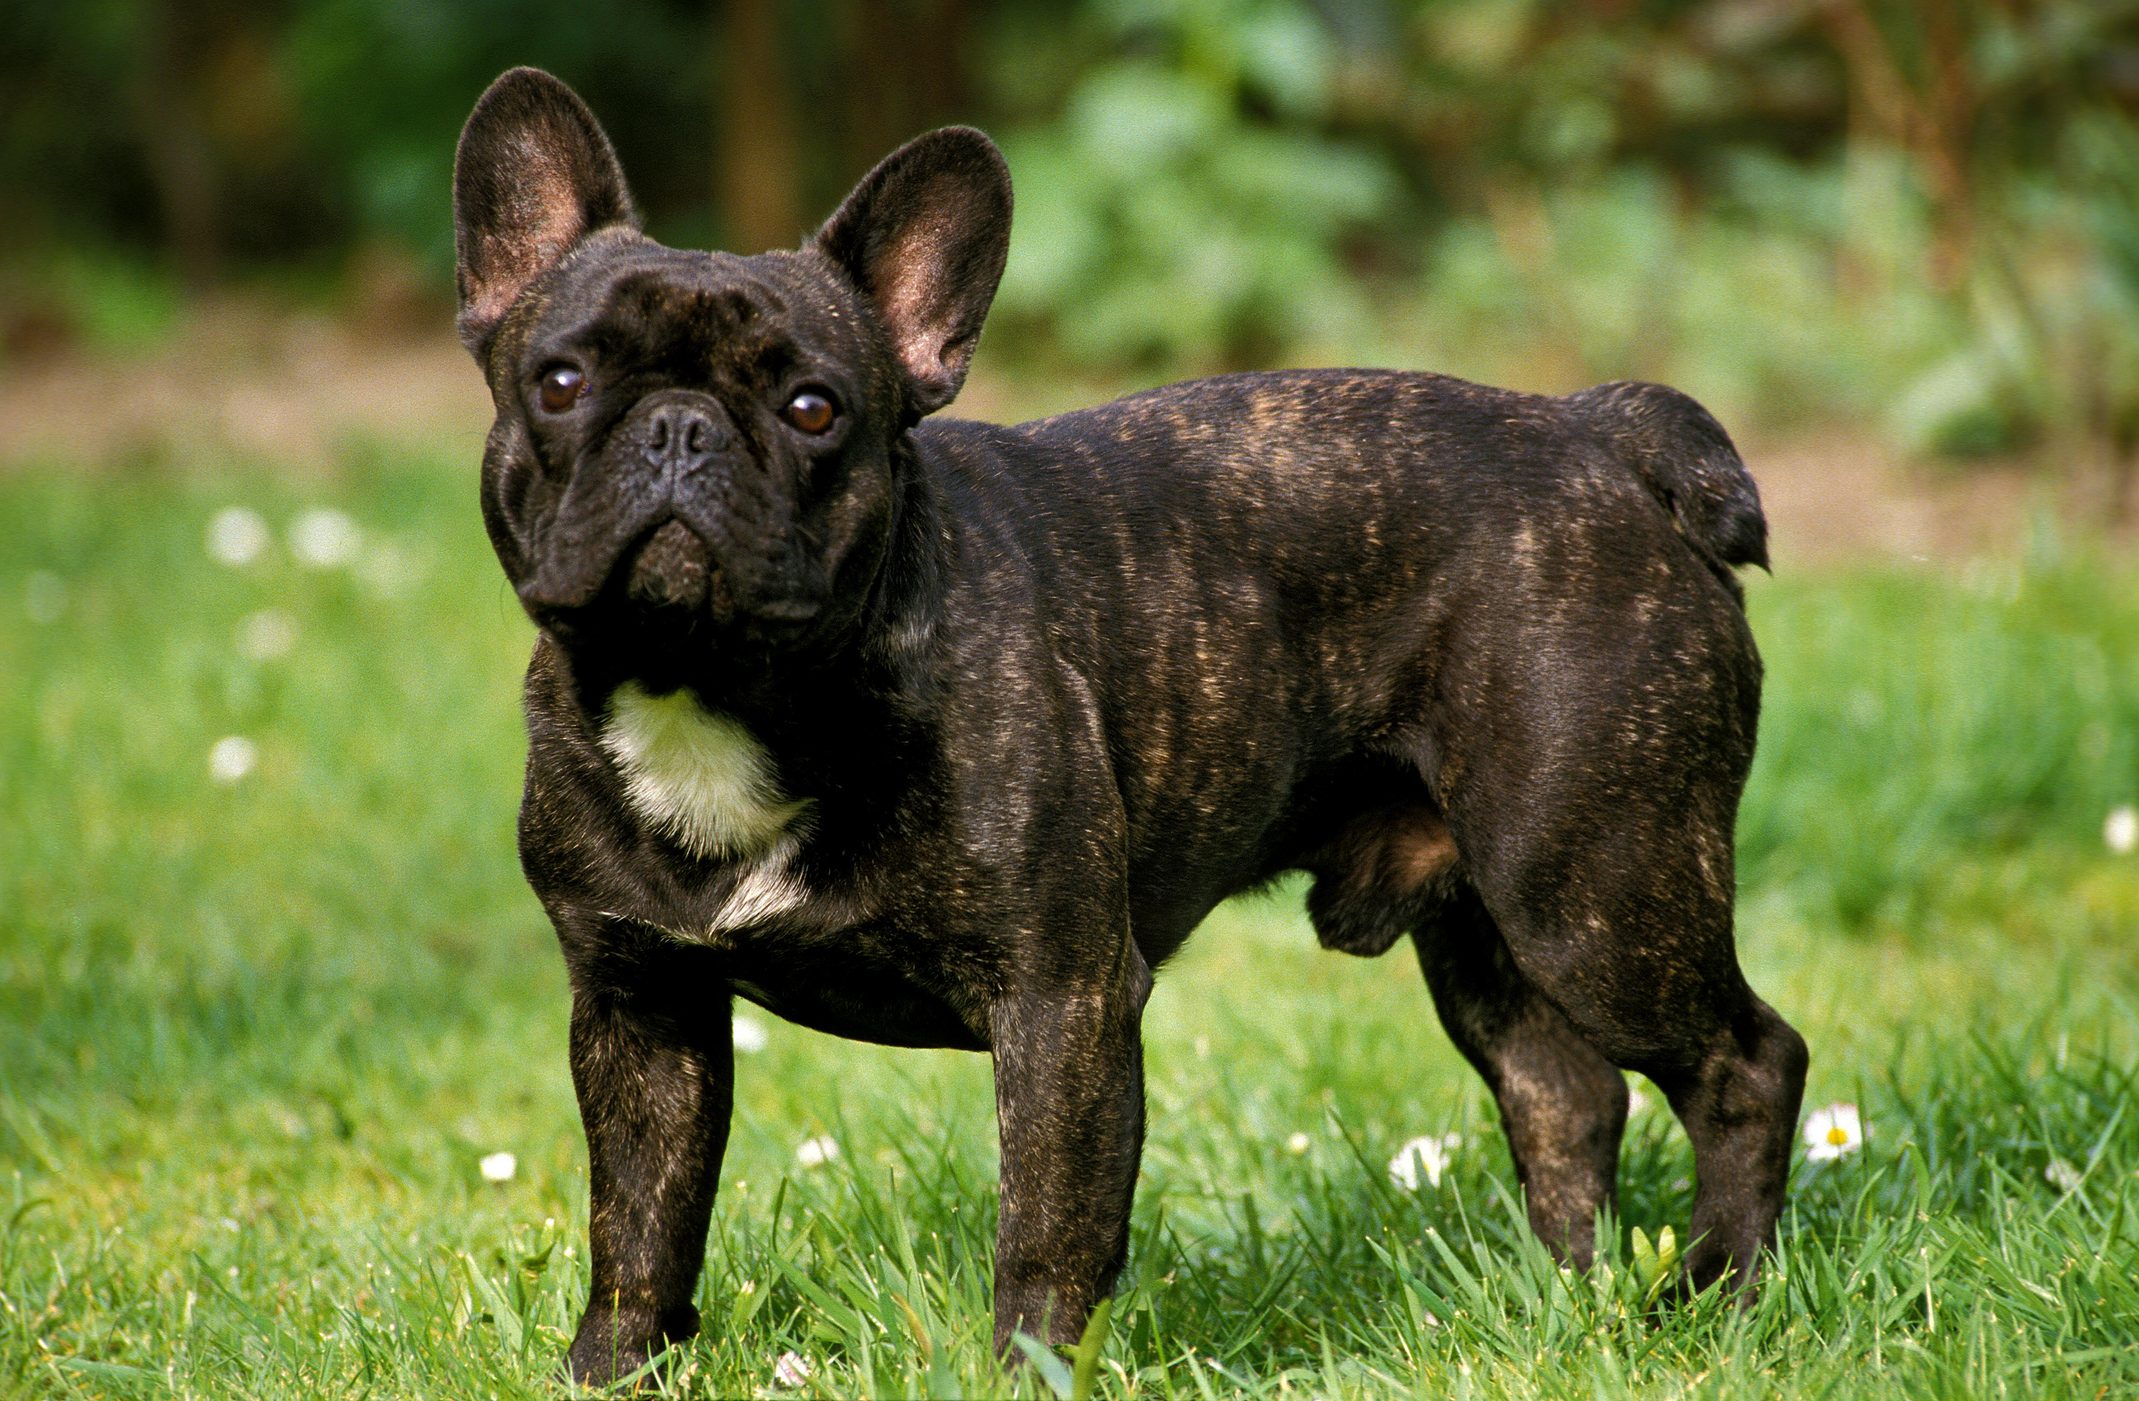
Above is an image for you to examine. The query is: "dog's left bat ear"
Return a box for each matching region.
[813,127,1012,417]
[453,67,638,360]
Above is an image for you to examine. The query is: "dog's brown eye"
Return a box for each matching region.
[782,390,836,435]
[539,365,585,413]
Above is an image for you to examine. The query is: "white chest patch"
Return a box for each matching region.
[599,684,814,937]
[600,683,809,858]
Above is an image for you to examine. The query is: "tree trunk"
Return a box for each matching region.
[718,0,805,252]
[140,0,220,289]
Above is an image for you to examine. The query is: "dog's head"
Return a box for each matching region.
[452,68,1010,653]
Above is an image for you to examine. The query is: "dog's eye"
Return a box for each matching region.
[781,389,837,435]
[539,365,585,414]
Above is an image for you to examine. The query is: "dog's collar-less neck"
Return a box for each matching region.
[856,432,953,661]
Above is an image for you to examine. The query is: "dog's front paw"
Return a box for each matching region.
[566,1301,701,1390]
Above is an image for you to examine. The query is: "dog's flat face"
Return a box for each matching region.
[476,235,896,643]
[452,68,1011,659]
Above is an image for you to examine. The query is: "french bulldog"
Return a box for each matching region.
[452,67,1807,1387]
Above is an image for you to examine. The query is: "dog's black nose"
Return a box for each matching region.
[644,401,728,476]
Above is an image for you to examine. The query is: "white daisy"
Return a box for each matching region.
[1388,1133,1462,1190]
[771,1350,813,1387]
[289,508,362,569]
[1285,1131,1312,1155]
[1801,1103,1863,1161]
[356,539,424,598]
[795,1135,839,1168]
[207,507,270,566]
[208,736,258,785]
[2106,805,2137,856]
[236,609,298,661]
[478,1151,517,1183]
[732,1014,770,1053]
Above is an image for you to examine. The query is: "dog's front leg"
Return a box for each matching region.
[988,920,1151,1357]
[560,922,733,1387]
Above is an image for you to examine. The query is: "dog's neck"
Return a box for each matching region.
[544,428,955,775]
[853,429,954,673]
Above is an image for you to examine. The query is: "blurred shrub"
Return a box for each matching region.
[991,0,1401,368]
[1385,150,1992,432]
[0,0,711,282]
[42,253,186,355]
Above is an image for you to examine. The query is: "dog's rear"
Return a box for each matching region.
[1570,379,1769,581]
[981,368,1802,1291]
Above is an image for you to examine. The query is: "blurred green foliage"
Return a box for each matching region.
[4,0,2139,473]
[991,0,1403,365]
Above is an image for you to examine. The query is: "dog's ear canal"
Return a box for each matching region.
[812,127,1013,417]
[452,67,638,360]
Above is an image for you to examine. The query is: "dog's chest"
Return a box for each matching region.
[598,682,812,937]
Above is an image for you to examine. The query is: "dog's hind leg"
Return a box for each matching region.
[1421,569,1807,1297]
[1303,798,1628,1263]
[1414,889,1629,1265]
[1459,818,1807,1298]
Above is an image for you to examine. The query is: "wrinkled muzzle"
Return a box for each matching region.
[516,389,793,621]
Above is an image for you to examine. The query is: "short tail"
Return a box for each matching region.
[1570,380,1769,573]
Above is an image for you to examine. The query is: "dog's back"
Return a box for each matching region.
[939,368,1763,603]
[916,369,1768,960]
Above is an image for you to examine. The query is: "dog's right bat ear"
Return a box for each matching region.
[453,68,637,361]
[812,127,1012,419]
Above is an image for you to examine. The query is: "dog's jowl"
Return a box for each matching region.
[453,67,1808,1386]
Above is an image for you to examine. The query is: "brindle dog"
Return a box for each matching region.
[451,67,1807,1387]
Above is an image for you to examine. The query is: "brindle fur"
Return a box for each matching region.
[451,68,1808,1387]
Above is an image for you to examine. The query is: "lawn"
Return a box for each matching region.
[1,446,2135,1398]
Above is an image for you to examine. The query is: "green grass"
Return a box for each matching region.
[2,447,2136,1398]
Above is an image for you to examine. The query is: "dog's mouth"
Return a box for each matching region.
[622,518,713,613]
[509,407,833,634]
[519,512,821,639]
[516,507,714,616]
